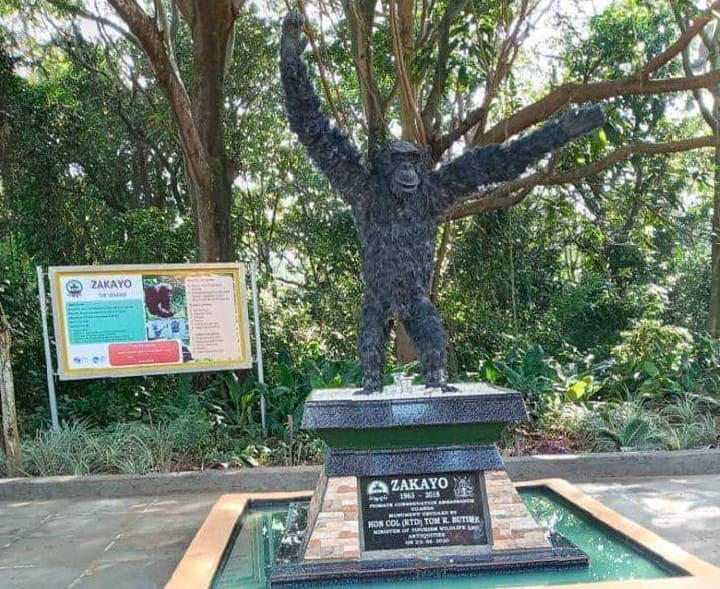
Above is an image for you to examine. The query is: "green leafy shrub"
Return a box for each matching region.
[672,335,720,396]
[584,394,719,452]
[610,320,693,397]
[612,320,693,374]
[591,402,665,452]
[481,344,605,423]
[481,334,720,455]
[99,423,161,474]
[542,273,639,353]
[553,404,598,450]
[665,243,710,333]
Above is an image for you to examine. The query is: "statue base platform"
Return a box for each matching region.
[270,383,588,586]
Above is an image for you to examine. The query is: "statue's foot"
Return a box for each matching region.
[424,368,445,388]
[356,375,383,395]
[424,368,457,392]
[353,387,378,396]
[423,382,459,392]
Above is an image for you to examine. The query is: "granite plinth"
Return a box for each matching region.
[325,444,504,477]
[276,469,565,585]
[269,384,589,586]
[302,383,527,450]
[302,382,527,430]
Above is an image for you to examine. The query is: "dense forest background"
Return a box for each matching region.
[1,0,719,474]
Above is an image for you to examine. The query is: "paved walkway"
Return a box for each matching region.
[0,475,718,589]
[0,493,219,589]
[577,475,720,567]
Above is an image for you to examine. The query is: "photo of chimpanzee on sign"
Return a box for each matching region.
[144,282,176,319]
[143,276,192,361]
[280,11,605,393]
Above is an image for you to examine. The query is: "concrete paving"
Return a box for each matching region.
[577,475,720,568]
[0,475,718,589]
[0,493,220,589]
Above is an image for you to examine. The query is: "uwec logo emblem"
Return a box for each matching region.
[453,475,475,499]
[65,280,83,298]
[366,480,389,503]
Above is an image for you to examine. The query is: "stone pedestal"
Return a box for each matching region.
[270,383,588,586]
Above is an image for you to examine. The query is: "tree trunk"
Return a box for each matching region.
[0,306,21,474]
[709,145,720,337]
[106,0,240,264]
[392,0,418,365]
[190,6,235,263]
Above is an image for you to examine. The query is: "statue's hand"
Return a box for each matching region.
[559,105,605,140]
[281,10,308,59]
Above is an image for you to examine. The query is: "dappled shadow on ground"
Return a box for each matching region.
[578,475,720,565]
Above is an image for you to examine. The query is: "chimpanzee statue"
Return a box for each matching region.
[280,11,605,393]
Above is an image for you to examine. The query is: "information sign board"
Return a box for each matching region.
[49,263,251,380]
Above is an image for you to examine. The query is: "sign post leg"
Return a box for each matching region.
[249,262,266,435]
[36,266,60,432]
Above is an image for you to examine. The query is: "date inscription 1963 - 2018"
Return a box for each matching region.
[359,471,488,552]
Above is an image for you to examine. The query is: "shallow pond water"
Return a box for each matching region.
[213,488,680,588]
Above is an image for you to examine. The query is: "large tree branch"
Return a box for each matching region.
[485,1,536,103]
[434,0,535,157]
[343,0,386,147]
[479,71,720,146]
[450,135,720,219]
[421,0,469,142]
[45,0,139,44]
[641,0,720,76]
[62,35,180,202]
[0,303,21,474]
[465,0,536,151]
[672,2,718,128]
[388,0,426,144]
[153,0,185,87]
[477,1,720,146]
[430,221,454,300]
[434,106,486,158]
[294,0,349,132]
[174,0,195,27]
[106,0,212,189]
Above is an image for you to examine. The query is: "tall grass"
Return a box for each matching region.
[555,395,720,453]
[17,411,218,476]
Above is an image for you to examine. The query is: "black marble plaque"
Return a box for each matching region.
[359,471,487,551]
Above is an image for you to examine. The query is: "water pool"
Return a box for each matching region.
[212,488,682,588]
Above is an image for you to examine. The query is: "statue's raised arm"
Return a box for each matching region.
[280,11,369,207]
[430,106,606,214]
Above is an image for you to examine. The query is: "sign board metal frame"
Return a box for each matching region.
[48,263,252,381]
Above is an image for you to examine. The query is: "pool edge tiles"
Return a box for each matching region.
[515,479,720,581]
[163,482,720,589]
[164,492,310,589]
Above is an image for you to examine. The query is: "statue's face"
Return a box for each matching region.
[377,141,424,199]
